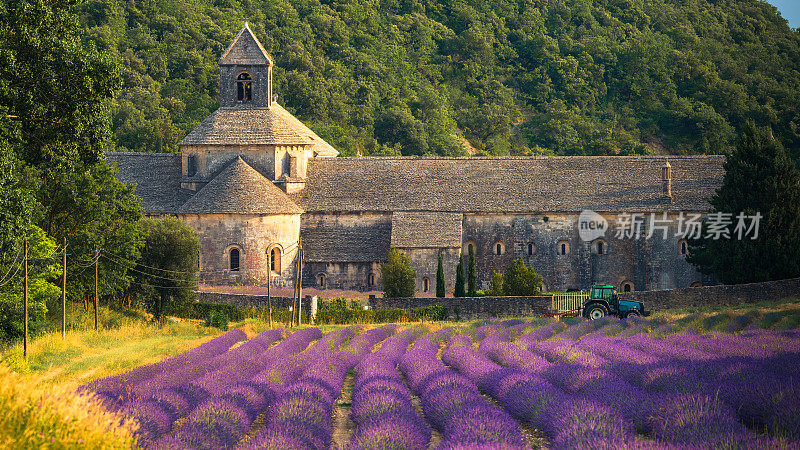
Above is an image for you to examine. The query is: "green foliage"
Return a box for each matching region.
[503,258,544,296]
[436,253,445,298]
[454,253,465,298]
[205,310,229,330]
[467,245,477,297]
[380,247,416,298]
[0,0,143,307]
[0,226,61,341]
[688,123,800,284]
[486,271,505,297]
[191,302,244,322]
[71,0,800,160]
[125,217,200,318]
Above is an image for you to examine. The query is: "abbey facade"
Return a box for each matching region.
[108,24,724,294]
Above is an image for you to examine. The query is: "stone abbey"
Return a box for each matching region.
[108,24,725,294]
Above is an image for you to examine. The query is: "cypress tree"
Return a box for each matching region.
[467,245,477,296]
[688,123,800,283]
[454,253,466,297]
[436,253,445,298]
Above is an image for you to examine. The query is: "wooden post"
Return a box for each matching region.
[23,239,28,358]
[297,243,303,326]
[62,237,66,339]
[266,249,273,329]
[94,244,98,331]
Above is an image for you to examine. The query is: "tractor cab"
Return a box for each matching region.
[582,285,649,320]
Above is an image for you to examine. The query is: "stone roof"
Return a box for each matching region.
[219,23,272,66]
[178,157,303,215]
[106,152,193,214]
[295,156,725,213]
[391,212,463,248]
[178,104,339,156]
[301,219,391,262]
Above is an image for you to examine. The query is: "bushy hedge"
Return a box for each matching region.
[186,301,447,325]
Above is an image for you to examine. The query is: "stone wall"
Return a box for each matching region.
[368,296,552,320]
[198,292,305,310]
[181,213,300,286]
[618,277,800,311]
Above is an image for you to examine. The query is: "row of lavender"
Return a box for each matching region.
[86,317,800,449]
[449,317,800,448]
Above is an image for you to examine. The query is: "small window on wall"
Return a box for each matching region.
[593,239,607,255]
[237,73,252,102]
[495,242,505,255]
[679,239,688,256]
[368,273,375,287]
[622,281,633,292]
[318,273,326,289]
[229,248,240,272]
[423,277,430,293]
[527,242,535,256]
[187,155,198,177]
[558,240,570,255]
[269,247,281,273]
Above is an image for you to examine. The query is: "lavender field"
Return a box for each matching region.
[85,317,800,449]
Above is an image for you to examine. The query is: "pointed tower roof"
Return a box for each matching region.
[219,23,273,66]
[178,157,303,215]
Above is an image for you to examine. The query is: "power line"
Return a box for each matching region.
[0,246,23,286]
[99,253,195,284]
[101,248,196,275]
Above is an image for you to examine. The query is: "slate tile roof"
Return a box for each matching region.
[301,219,391,262]
[391,212,463,248]
[106,152,193,214]
[178,104,339,156]
[178,156,303,215]
[294,156,725,213]
[219,23,272,66]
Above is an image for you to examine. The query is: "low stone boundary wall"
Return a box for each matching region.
[197,292,305,310]
[198,277,800,321]
[618,277,800,311]
[368,296,552,320]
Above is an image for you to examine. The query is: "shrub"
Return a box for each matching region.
[503,259,543,296]
[381,248,416,298]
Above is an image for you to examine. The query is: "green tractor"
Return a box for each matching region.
[582,285,649,320]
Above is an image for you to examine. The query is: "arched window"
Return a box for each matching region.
[187,154,198,177]
[318,273,326,289]
[593,239,607,255]
[690,281,703,288]
[270,247,281,273]
[423,277,430,293]
[495,242,505,255]
[229,248,240,272]
[237,73,252,102]
[468,243,474,254]
[679,239,688,256]
[622,281,633,292]
[527,242,535,256]
[368,273,375,287]
[558,240,570,255]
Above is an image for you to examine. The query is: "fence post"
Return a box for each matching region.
[23,239,28,358]
[62,237,66,339]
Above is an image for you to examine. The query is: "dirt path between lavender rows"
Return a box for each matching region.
[331,372,356,448]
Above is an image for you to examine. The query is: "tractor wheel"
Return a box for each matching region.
[625,310,641,319]
[585,304,608,320]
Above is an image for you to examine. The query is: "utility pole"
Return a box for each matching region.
[297,241,304,326]
[23,239,28,358]
[94,244,98,331]
[62,237,66,339]
[266,250,273,329]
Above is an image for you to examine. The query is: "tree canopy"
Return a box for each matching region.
[688,122,800,284]
[74,0,800,161]
[381,247,416,298]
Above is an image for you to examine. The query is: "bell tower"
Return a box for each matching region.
[218,23,273,108]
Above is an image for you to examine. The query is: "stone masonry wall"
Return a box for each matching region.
[368,296,552,320]
[618,277,800,311]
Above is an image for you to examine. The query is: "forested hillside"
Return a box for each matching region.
[77,0,800,159]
